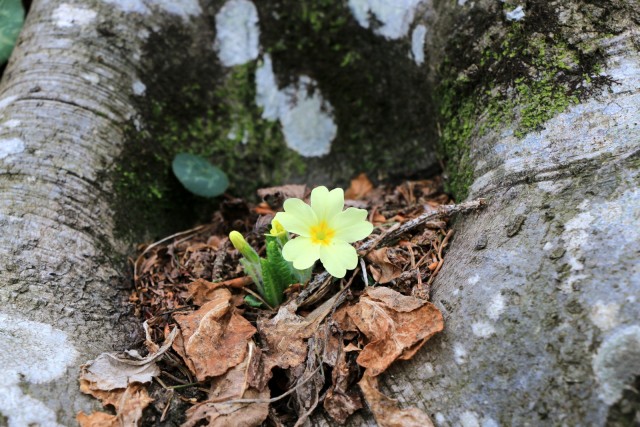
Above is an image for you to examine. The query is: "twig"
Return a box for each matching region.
[358,198,486,254]
[360,258,369,287]
[210,364,323,405]
[295,272,331,306]
[160,391,174,422]
[428,229,455,285]
[243,287,275,311]
[134,225,207,280]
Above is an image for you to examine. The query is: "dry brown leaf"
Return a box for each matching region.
[77,383,153,427]
[323,345,363,424]
[366,248,404,284]
[80,328,177,391]
[116,383,154,426]
[77,411,117,427]
[359,372,434,427]
[182,388,269,427]
[347,287,443,376]
[187,277,252,306]
[345,173,374,200]
[79,379,122,408]
[257,293,340,387]
[173,288,256,381]
[257,184,307,208]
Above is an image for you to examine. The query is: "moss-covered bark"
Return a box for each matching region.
[430,0,630,200]
[111,0,440,241]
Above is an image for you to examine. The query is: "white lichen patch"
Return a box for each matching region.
[459,410,481,427]
[486,293,505,320]
[255,55,281,120]
[255,55,337,157]
[279,77,337,157]
[561,189,640,293]
[132,79,146,96]
[411,24,427,65]
[214,0,259,67]
[453,342,468,365]
[1,119,21,128]
[481,418,500,427]
[0,95,18,110]
[536,179,569,194]
[435,413,446,424]
[81,72,100,84]
[0,138,25,160]
[53,4,97,28]
[348,0,424,39]
[589,302,620,332]
[505,5,525,21]
[101,0,201,20]
[467,274,480,285]
[593,325,640,405]
[0,312,78,426]
[415,362,435,380]
[472,321,496,338]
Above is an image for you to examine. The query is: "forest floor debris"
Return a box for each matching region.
[77,174,485,426]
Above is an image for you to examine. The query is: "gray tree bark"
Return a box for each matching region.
[2,0,639,426]
[359,1,640,426]
[0,1,207,425]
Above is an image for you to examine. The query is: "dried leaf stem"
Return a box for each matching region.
[358,198,486,254]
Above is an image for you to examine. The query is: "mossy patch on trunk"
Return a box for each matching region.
[434,0,624,200]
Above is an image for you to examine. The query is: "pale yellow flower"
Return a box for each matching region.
[274,186,373,278]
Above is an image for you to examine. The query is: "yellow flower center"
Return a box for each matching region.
[310,220,335,246]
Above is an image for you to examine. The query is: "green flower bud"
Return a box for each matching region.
[229,231,260,264]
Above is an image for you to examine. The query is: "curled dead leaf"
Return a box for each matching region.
[183,344,269,427]
[256,294,340,388]
[187,277,252,306]
[257,184,307,208]
[366,248,404,284]
[359,372,434,427]
[182,388,269,427]
[347,287,443,376]
[345,173,373,200]
[173,288,256,381]
[323,345,363,424]
[80,328,177,391]
[77,411,117,427]
[77,383,154,427]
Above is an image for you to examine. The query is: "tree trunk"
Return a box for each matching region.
[0,1,207,424]
[2,0,638,425]
[357,1,640,426]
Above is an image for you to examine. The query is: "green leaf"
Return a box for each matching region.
[239,258,263,295]
[0,0,24,64]
[260,258,281,307]
[243,295,263,308]
[172,153,229,198]
[266,240,298,297]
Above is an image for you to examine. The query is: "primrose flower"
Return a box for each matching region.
[274,186,373,278]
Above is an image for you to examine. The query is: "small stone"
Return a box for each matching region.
[506,214,526,237]
[475,235,488,250]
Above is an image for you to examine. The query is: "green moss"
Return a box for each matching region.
[257,0,435,184]
[112,58,304,240]
[436,4,615,200]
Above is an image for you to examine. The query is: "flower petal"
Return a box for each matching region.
[275,198,318,237]
[330,208,374,242]
[310,186,344,222]
[282,237,320,270]
[319,241,358,278]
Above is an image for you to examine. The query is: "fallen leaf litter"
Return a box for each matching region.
[78,174,485,426]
